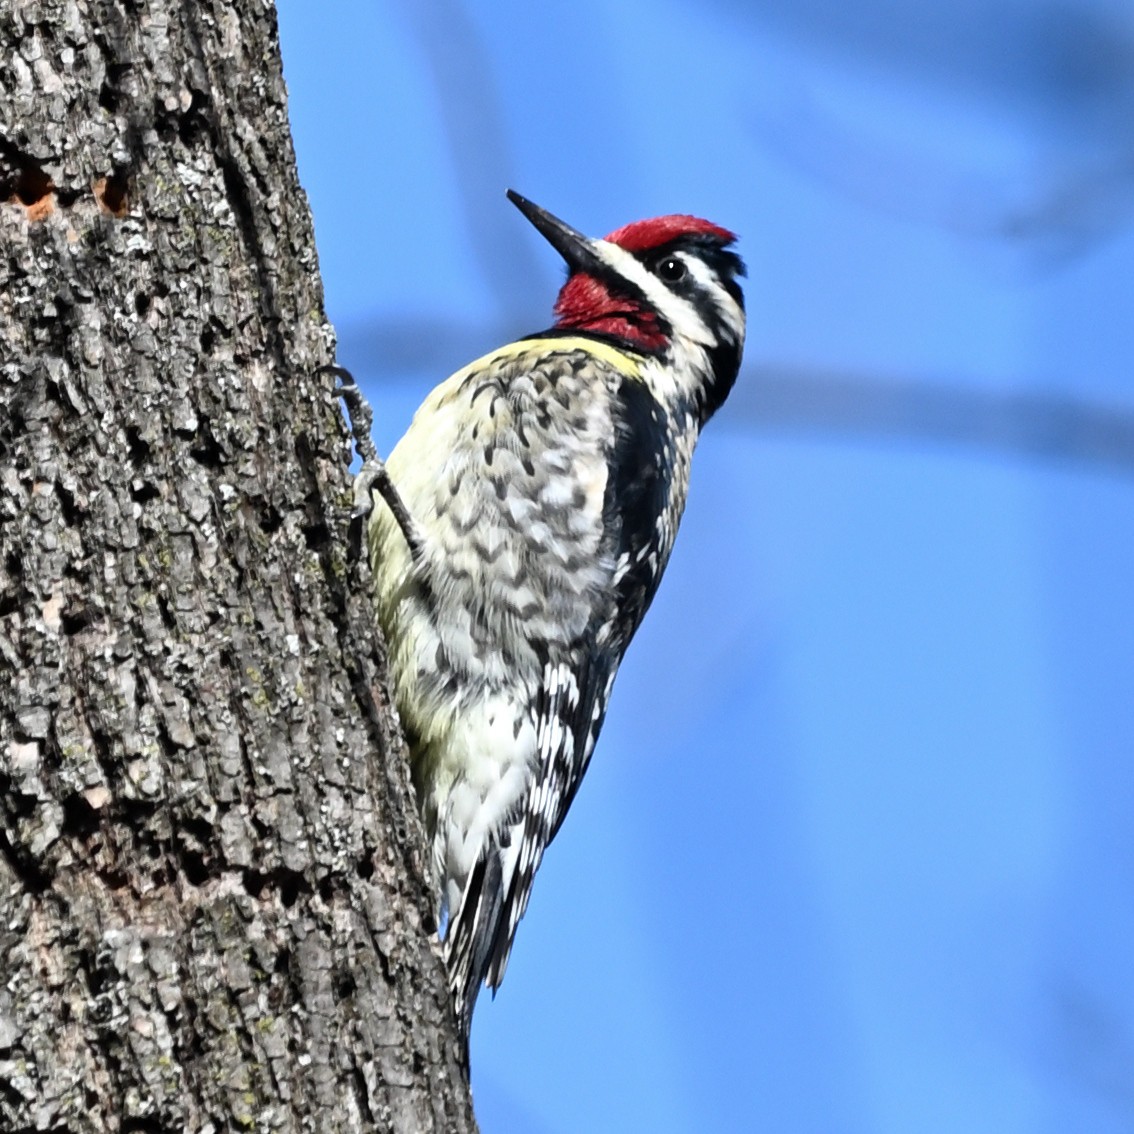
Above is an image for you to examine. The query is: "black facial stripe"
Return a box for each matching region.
[563,259,654,311]
[635,236,747,283]
[635,237,746,346]
[701,336,741,423]
[722,276,745,311]
[699,244,747,281]
[646,267,742,349]
[631,238,745,425]
[551,259,675,351]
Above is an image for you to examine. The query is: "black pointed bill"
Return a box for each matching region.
[506,190,607,276]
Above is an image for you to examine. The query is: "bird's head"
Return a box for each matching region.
[508,189,746,422]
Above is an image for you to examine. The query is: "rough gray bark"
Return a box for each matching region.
[0,1,476,1130]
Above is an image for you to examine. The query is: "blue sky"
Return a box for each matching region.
[276,2,1134,1130]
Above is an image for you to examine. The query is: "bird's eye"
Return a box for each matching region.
[656,256,686,282]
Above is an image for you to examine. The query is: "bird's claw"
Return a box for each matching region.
[323,363,424,565]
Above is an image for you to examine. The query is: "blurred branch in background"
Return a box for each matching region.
[1053,980,1134,1118]
[742,0,1134,265]
[715,0,1134,112]
[751,92,1134,270]
[397,0,546,317]
[339,319,1134,475]
[730,365,1134,473]
[372,0,1134,472]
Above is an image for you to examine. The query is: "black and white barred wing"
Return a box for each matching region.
[445,369,678,1035]
[483,650,614,990]
[478,374,680,992]
[442,651,611,1039]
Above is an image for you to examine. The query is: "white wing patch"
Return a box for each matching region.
[485,658,586,989]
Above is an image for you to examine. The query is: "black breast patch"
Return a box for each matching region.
[602,376,674,648]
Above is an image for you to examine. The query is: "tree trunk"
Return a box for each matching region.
[0,1,476,1130]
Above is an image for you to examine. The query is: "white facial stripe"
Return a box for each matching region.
[592,239,745,352]
[592,240,717,347]
[684,252,745,345]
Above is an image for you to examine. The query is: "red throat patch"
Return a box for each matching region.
[553,274,668,351]
[551,213,735,350]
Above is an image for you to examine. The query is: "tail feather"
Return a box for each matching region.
[444,848,505,1060]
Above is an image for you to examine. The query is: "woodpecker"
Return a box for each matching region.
[339,190,745,1057]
